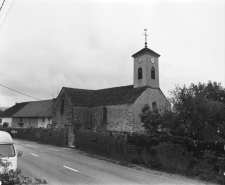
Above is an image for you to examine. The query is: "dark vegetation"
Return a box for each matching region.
[140,81,225,140]
[137,81,225,184]
[0,159,47,185]
[0,128,65,147]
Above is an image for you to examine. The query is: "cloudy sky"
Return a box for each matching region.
[0,0,224,107]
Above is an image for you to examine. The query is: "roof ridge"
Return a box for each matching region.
[28,99,53,102]
[64,85,134,92]
[132,47,160,58]
[64,87,94,91]
[96,85,133,91]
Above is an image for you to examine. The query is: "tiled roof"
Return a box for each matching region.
[0,102,29,117]
[92,85,148,106]
[12,100,54,118]
[132,47,160,58]
[64,85,149,107]
[64,88,94,107]
[38,100,55,117]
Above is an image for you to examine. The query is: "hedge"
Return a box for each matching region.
[0,128,65,147]
[76,130,225,185]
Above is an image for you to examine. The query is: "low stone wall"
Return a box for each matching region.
[76,130,225,184]
[0,128,65,147]
[76,130,133,161]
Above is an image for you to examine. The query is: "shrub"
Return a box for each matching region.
[2,123,8,128]
[0,159,47,184]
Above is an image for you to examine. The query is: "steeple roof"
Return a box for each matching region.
[132,47,160,58]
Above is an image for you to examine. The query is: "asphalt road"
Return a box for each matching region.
[14,139,212,185]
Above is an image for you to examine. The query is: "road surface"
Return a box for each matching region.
[14,139,213,185]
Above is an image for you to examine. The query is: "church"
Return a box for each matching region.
[52,32,170,146]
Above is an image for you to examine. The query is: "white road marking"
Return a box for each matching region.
[30,153,38,157]
[47,148,59,152]
[63,166,78,172]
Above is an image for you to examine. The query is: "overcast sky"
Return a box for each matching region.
[0,0,224,107]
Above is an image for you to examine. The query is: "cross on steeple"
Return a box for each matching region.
[144,29,148,48]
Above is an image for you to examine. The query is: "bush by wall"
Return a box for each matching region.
[76,130,131,161]
[0,128,65,147]
[76,130,225,185]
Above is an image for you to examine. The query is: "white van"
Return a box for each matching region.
[0,131,22,172]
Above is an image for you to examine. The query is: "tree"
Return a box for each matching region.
[139,104,175,135]
[140,81,225,140]
[139,104,161,134]
[169,81,225,140]
[192,81,225,104]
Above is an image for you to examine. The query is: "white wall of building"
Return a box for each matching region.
[38,117,52,128]
[0,118,12,127]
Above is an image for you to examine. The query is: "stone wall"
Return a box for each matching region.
[91,104,133,132]
[76,130,134,161]
[71,104,134,132]
[76,130,225,184]
[52,90,73,128]
[73,106,91,129]
[133,88,170,132]
[76,130,194,168]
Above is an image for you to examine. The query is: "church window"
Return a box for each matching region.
[42,118,45,122]
[151,67,155,79]
[152,102,158,113]
[60,99,64,114]
[138,68,142,79]
[103,107,107,122]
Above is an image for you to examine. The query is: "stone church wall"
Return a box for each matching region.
[73,106,91,129]
[133,88,170,132]
[52,90,73,128]
[53,93,134,132]
[91,104,133,132]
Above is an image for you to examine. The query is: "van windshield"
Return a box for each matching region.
[0,144,15,157]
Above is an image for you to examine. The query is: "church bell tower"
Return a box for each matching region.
[132,29,160,89]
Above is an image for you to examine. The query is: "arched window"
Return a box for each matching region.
[138,67,142,79]
[60,99,64,114]
[103,107,107,122]
[151,67,155,79]
[152,102,158,113]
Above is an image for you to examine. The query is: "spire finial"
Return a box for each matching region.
[144,29,148,48]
